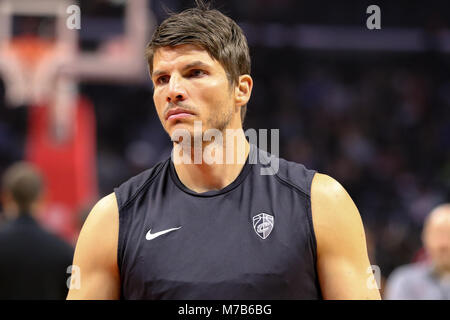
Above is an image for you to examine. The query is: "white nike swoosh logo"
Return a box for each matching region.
[145,227,182,240]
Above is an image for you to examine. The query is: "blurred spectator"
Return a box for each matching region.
[384,204,450,299]
[0,162,73,299]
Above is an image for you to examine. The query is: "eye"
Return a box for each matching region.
[189,69,207,77]
[156,75,169,85]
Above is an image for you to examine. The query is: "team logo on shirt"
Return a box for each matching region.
[253,213,274,239]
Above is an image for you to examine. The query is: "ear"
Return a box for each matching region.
[234,75,253,107]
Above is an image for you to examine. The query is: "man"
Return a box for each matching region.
[67,1,380,300]
[0,162,74,299]
[385,204,450,299]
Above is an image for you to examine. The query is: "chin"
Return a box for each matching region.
[168,123,195,143]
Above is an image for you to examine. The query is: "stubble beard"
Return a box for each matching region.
[171,104,234,148]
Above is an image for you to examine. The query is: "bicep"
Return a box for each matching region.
[311,173,381,300]
[66,193,120,300]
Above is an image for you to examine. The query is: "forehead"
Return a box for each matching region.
[152,44,220,71]
[425,211,450,233]
[430,214,450,227]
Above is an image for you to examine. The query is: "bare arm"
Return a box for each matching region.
[66,193,120,299]
[311,173,381,300]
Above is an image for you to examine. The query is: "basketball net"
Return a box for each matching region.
[2,34,77,143]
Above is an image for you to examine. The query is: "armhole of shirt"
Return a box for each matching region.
[305,171,318,267]
[113,160,167,278]
[113,187,125,277]
[274,168,318,266]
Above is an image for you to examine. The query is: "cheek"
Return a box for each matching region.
[198,81,233,110]
[153,91,166,117]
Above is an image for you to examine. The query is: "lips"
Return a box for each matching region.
[165,108,195,121]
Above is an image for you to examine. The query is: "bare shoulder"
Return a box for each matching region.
[67,192,120,299]
[311,173,349,205]
[310,173,366,254]
[310,173,380,299]
[75,192,119,266]
[310,173,362,234]
[76,193,119,249]
[83,193,119,231]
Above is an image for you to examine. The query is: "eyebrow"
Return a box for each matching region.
[152,61,211,79]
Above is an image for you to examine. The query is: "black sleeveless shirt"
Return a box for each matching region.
[114,144,322,299]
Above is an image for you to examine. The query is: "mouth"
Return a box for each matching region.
[165,108,195,121]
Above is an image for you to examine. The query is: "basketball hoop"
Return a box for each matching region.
[8,35,55,70]
[0,0,151,244]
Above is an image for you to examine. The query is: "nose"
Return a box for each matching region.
[167,74,186,103]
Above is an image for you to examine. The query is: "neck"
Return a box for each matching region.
[172,128,250,193]
[3,206,35,221]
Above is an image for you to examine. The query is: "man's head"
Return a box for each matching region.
[145,0,252,139]
[422,203,450,273]
[1,162,43,219]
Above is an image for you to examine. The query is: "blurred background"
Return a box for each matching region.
[0,0,449,298]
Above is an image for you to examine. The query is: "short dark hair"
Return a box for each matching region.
[1,162,43,214]
[145,0,251,125]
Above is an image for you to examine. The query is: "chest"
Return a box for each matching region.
[121,190,317,299]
